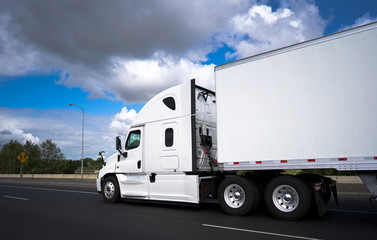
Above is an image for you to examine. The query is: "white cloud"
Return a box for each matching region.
[110,107,138,137]
[0,126,40,146]
[108,53,216,102]
[339,13,377,31]
[0,0,330,106]
[219,0,326,59]
[0,14,40,75]
[0,108,40,145]
[0,107,116,160]
[0,0,334,159]
[0,106,146,160]
[52,52,216,104]
[3,0,249,64]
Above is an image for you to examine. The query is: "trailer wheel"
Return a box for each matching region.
[218,176,260,216]
[101,176,121,203]
[265,176,313,220]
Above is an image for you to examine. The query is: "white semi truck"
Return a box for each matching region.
[97,22,377,220]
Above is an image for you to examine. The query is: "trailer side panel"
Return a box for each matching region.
[215,22,377,165]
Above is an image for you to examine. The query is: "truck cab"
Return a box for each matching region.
[97,79,217,204]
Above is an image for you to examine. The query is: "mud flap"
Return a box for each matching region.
[314,189,327,216]
[330,180,339,206]
[358,171,377,208]
[369,196,377,208]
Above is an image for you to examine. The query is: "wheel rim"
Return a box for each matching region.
[272,184,299,212]
[224,184,245,208]
[104,181,115,199]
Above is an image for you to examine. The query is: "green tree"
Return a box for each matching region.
[23,140,41,174]
[0,139,80,174]
[96,156,104,165]
[83,157,102,171]
[40,139,65,161]
[0,140,24,174]
[39,139,67,173]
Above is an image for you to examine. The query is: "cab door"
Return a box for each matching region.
[116,127,149,199]
[117,128,143,173]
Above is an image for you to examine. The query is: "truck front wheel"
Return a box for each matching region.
[264,176,313,220]
[218,176,260,216]
[101,176,121,203]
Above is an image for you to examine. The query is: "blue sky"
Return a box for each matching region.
[0,74,138,114]
[1,0,376,159]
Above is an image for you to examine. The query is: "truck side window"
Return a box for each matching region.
[163,97,176,110]
[125,130,141,150]
[165,128,174,147]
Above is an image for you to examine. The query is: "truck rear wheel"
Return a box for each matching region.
[101,176,121,203]
[218,176,260,216]
[264,176,313,220]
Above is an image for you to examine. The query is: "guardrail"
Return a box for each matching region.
[327,176,363,184]
[0,173,98,179]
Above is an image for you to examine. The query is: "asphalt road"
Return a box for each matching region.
[0,178,376,240]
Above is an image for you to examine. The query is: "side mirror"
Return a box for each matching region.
[116,136,122,151]
[98,151,105,166]
[116,136,127,158]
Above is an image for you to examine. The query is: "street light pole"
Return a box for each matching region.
[69,103,84,180]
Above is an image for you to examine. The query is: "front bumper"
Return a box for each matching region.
[96,177,102,193]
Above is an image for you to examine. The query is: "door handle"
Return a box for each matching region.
[137,160,141,169]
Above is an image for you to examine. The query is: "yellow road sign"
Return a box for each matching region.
[17,152,29,163]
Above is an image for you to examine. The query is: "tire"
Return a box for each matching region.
[264,176,313,220]
[218,176,260,216]
[101,176,121,203]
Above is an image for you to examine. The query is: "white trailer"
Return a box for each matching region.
[97,22,377,220]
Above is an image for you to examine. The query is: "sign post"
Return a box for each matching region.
[17,152,29,179]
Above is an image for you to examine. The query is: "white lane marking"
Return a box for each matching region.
[328,209,377,215]
[203,224,322,240]
[3,195,29,201]
[0,184,97,195]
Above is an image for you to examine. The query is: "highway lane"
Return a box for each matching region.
[0,179,376,240]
